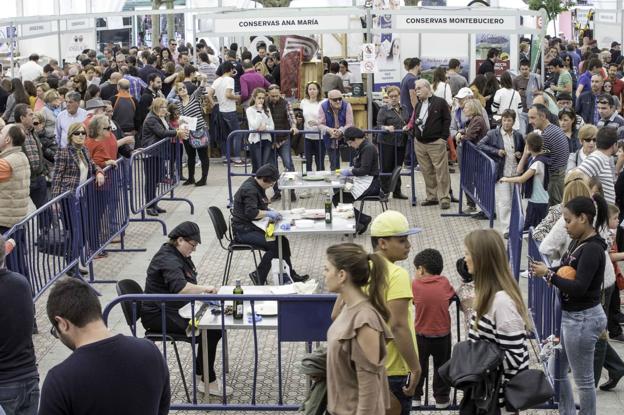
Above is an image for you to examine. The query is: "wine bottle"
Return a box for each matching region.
[325,196,332,224]
[233,279,244,320]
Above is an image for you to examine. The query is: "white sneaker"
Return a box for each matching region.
[208,380,233,396]
[435,400,450,409]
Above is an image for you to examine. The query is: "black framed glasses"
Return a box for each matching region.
[330,97,343,102]
[50,325,59,339]
[261,177,276,184]
[184,238,199,248]
[72,131,87,136]
[583,138,597,142]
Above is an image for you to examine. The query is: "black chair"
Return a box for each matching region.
[208,206,261,285]
[116,279,191,403]
[357,166,402,224]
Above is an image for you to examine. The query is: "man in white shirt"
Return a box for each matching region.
[19,54,44,82]
[577,127,618,204]
[213,62,244,165]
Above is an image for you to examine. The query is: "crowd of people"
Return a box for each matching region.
[1,32,624,415]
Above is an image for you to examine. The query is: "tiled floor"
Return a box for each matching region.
[32,162,624,414]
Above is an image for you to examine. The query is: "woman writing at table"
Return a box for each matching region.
[142,221,230,397]
[231,164,309,285]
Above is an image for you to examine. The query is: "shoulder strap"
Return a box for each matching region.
[507,90,515,110]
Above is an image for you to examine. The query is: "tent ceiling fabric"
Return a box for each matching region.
[10,0,125,18]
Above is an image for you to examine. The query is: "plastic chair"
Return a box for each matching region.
[116,279,191,403]
[208,206,261,285]
[357,166,402,224]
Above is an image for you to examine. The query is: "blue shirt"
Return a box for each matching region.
[55,107,88,148]
[578,71,592,93]
[123,75,147,101]
[400,73,418,118]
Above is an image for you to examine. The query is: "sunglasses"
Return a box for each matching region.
[583,138,597,142]
[72,131,87,136]
[330,97,343,102]
[33,122,40,126]
[102,126,112,131]
[184,238,199,248]
[50,325,59,339]
[598,100,611,105]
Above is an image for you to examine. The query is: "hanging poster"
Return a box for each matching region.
[474,33,511,76]
[373,0,401,92]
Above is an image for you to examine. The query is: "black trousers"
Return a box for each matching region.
[379,143,405,194]
[233,226,293,284]
[142,310,223,382]
[144,156,163,209]
[415,333,452,402]
[183,140,210,181]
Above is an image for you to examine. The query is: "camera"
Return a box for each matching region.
[414,118,424,127]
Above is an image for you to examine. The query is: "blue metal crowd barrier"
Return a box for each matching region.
[225,129,418,207]
[128,138,194,234]
[2,192,80,301]
[508,184,525,280]
[102,293,336,411]
[442,141,497,228]
[75,159,145,283]
[527,229,561,406]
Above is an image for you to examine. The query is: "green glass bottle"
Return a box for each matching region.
[233,279,244,320]
[324,195,332,224]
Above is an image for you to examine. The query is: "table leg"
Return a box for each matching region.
[202,328,210,399]
[282,189,288,210]
[278,235,284,285]
[223,330,229,374]
[339,189,343,204]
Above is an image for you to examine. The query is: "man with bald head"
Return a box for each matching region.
[576,73,605,125]
[407,79,452,209]
[318,89,354,170]
[100,72,122,101]
[111,79,139,135]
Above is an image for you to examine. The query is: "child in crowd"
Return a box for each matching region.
[500,132,551,231]
[589,176,604,197]
[411,249,455,409]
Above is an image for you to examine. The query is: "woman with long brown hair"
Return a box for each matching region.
[325,242,393,415]
[464,229,530,410]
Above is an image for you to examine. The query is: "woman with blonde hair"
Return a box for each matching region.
[464,229,530,410]
[325,242,393,415]
[567,124,597,171]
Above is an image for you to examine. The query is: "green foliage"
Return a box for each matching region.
[527,0,574,19]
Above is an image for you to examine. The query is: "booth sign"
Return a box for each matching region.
[395,15,517,32]
[213,15,350,34]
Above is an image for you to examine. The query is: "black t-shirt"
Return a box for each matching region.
[0,269,38,384]
[143,243,197,316]
[553,234,607,312]
[39,334,170,415]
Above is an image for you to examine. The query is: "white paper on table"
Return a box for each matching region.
[294,219,315,228]
[270,285,297,295]
[179,116,198,131]
[252,217,270,232]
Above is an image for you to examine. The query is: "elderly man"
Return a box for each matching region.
[576,74,605,125]
[0,125,30,234]
[55,92,87,148]
[408,79,451,209]
[318,89,354,171]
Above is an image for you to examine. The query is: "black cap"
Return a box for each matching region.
[168,221,201,244]
[255,164,279,181]
[612,41,621,48]
[557,92,573,102]
[344,126,365,141]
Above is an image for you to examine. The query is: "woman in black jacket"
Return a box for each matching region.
[142,221,230,397]
[531,195,609,415]
[376,85,409,199]
[140,97,187,216]
[334,127,380,234]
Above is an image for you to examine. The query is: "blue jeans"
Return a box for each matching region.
[559,304,607,415]
[249,140,273,173]
[304,138,325,171]
[0,377,39,415]
[221,111,241,161]
[271,140,295,195]
[388,375,412,415]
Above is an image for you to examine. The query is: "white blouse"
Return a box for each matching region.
[300,99,322,140]
[245,106,274,144]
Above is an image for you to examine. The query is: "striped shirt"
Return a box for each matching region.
[468,290,529,407]
[176,86,206,132]
[541,123,570,171]
[577,150,616,203]
[597,112,624,141]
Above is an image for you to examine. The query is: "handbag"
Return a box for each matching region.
[503,333,553,411]
[503,368,554,411]
[189,128,209,148]
[37,226,70,256]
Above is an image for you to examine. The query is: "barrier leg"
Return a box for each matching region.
[161,188,195,215]
[129,210,167,235]
[105,231,147,253]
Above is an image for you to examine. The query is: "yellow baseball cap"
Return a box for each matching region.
[370,210,422,237]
